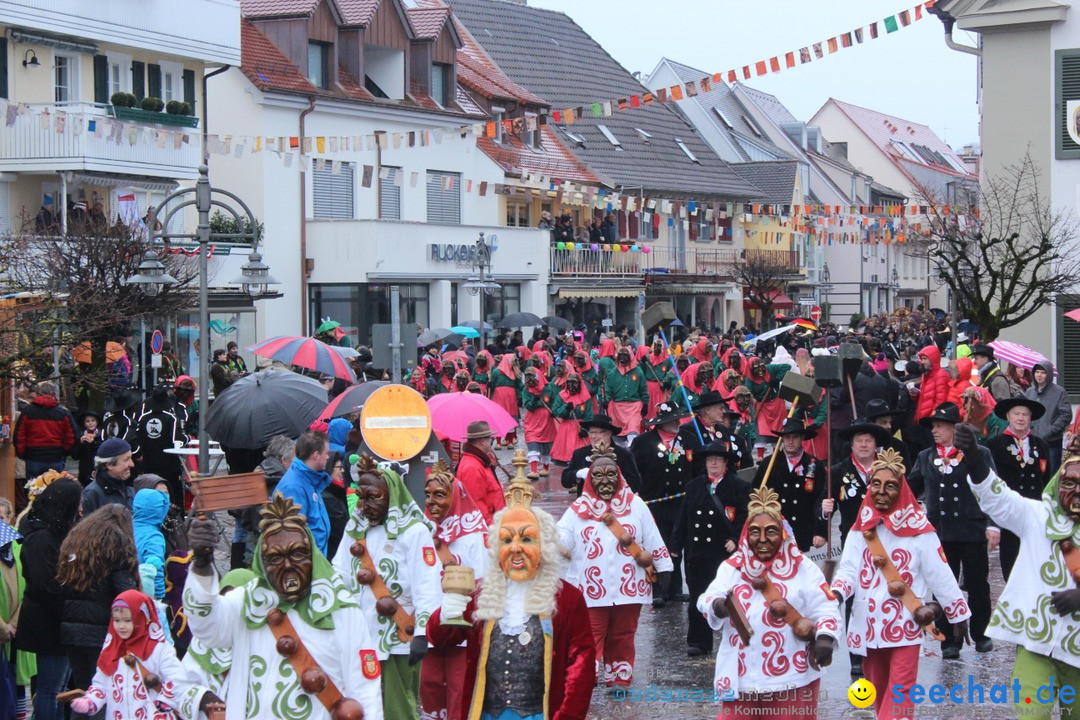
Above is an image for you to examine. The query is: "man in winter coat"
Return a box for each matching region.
[1026,360,1072,474]
[455,421,506,523]
[911,345,951,424]
[971,344,1013,402]
[14,380,77,479]
[273,430,332,556]
[81,437,135,513]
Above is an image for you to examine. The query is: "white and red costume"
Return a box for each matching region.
[698,522,841,716]
[421,480,489,720]
[556,467,672,686]
[831,472,970,720]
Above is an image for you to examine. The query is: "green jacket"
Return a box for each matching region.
[604,366,649,404]
[520,382,557,411]
[743,363,791,402]
[490,367,521,391]
[551,393,594,422]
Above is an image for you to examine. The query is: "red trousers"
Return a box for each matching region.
[719,679,819,718]
[862,644,920,720]
[588,603,641,687]
[419,645,468,720]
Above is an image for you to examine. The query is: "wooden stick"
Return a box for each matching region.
[822,397,837,583]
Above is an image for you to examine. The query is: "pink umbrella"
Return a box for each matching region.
[427,392,518,442]
[987,340,1050,370]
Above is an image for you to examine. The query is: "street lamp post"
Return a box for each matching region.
[818,262,834,322]
[889,267,900,313]
[133,164,278,475]
[126,248,180,391]
[463,232,501,349]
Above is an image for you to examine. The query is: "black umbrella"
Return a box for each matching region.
[320,380,391,420]
[496,312,543,329]
[205,369,328,449]
[541,315,572,331]
[417,328,457,347]
[460,320,494,332]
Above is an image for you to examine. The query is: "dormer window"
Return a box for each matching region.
[431,62,452,107]
[525,113,538,148]
[492,106,505,143]
[308,42,329,89]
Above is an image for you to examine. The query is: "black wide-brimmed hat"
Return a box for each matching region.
[864,399,902,421]
[581,414,622,435]
[778,417,817,439]
[919,402,962,429]
[971,343,995,360]
[693,390,727,411]
[993,396,1046,421]
[645,402,687,427]
[838,419,892,445]
[698,440,739,464]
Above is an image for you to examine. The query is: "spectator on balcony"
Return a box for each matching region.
[539,211,556,233]
[68,201,90,233]
[34,196,58,234]
[589,218,603,244]
[553,214,574,245]
[600,213,617,243]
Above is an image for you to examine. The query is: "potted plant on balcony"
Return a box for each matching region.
[140,96,165,112]
[110,92,137,108]
[109,93,198,128]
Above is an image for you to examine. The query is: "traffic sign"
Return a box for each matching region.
[809,306,822,323]
[360,384,432,461]
[151,330,164,354]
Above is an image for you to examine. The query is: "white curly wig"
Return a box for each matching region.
[474,505,565,620]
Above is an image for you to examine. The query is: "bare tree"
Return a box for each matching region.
[919,153,1080,342]
[735,250,793,330]
[0,217,199,410]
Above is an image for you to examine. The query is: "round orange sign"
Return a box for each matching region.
[360,385,433,461]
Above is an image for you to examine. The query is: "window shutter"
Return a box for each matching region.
[148,63,162,98]
[93,54,108,103]
[380,168,401,220]
[0,38,7,99]
[0,182,10,234]
[628,210,639,239]
[1062,298,1080,394]
[618,211,627,239]
[426,171,461,224]
[1057,50,1080,159]
[183,69,196,115]
[131,61,146,100]
[312,161,355,219]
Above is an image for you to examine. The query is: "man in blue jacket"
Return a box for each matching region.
[274,430,332,556]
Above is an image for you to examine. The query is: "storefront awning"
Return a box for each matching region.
[743,290,794,310]
[67,172,179,194]
[648,283,734,295]
[559,287,644,299]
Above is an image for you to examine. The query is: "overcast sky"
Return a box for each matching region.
[528,0,980,150]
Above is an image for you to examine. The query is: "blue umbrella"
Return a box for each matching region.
[671,316,685,327]
[450,325,481,338]
[461,320,494,333]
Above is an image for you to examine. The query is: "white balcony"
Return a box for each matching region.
[0,0,240,64]
[0,103,200,180]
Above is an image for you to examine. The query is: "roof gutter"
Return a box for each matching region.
[941,16,982,57]
[299,97,316,336]
[202,64,231,164]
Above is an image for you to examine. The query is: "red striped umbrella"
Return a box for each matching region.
[247,336,356,382]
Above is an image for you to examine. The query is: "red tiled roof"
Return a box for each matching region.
[336,0,380,26]
[240,19,318,95]
[240,0,318,18]
[826,98,975,178]
[407,6,450,40]
[478,126,598,185]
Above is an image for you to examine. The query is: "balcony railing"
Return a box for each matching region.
[0,102,201,180]
[549,246,741,279]
[744,249,802,272]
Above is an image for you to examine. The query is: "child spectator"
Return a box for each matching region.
[132,488,169,600]
[71,410,102,486]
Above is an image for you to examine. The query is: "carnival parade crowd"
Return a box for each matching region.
[3,308,1080,720]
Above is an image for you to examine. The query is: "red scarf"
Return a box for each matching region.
[97,590,165,675]
[496,353,518,380]
[851,455,873,478]
[598,339,617,359]
[648,346,669,367]
[616,352,639,374]
[681,362,709,394]
[559,373,591,406]
[688,338,712,362]
[726,518,803,581]
[570,463,635,520]
[428,478,487,545]
[849,471,933,537]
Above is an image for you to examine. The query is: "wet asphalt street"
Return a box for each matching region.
[524,458,1023,720]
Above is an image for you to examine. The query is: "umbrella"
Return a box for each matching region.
[496,312,543,329]
[247,336,356,382]
[427,392,518,441]
[987,340,1051,370]
[205,369,329,449]
[441,350,469,367]
[450,325,481,338]
[670,316,685,327]
[753,325,796,343]
[460,320,494,333]
[1066,308,1080,323]
[417,328,457,347]
[331,345,359,359]
[320,380,391,420]
[71,341,126,364]
[541,316,572,331]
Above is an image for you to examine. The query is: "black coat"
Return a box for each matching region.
[853,365,902,419]
[752,451,826,552]
[986,433,1052,501]
[670,473,750,572]
[907,445,997,542]
[61,569,138,649]
[822,457,873,541]
[677,417,752,479]
[629,429,693,504]
[14,521,66,653]
[562,442,641,496]
[81,469,134,515]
